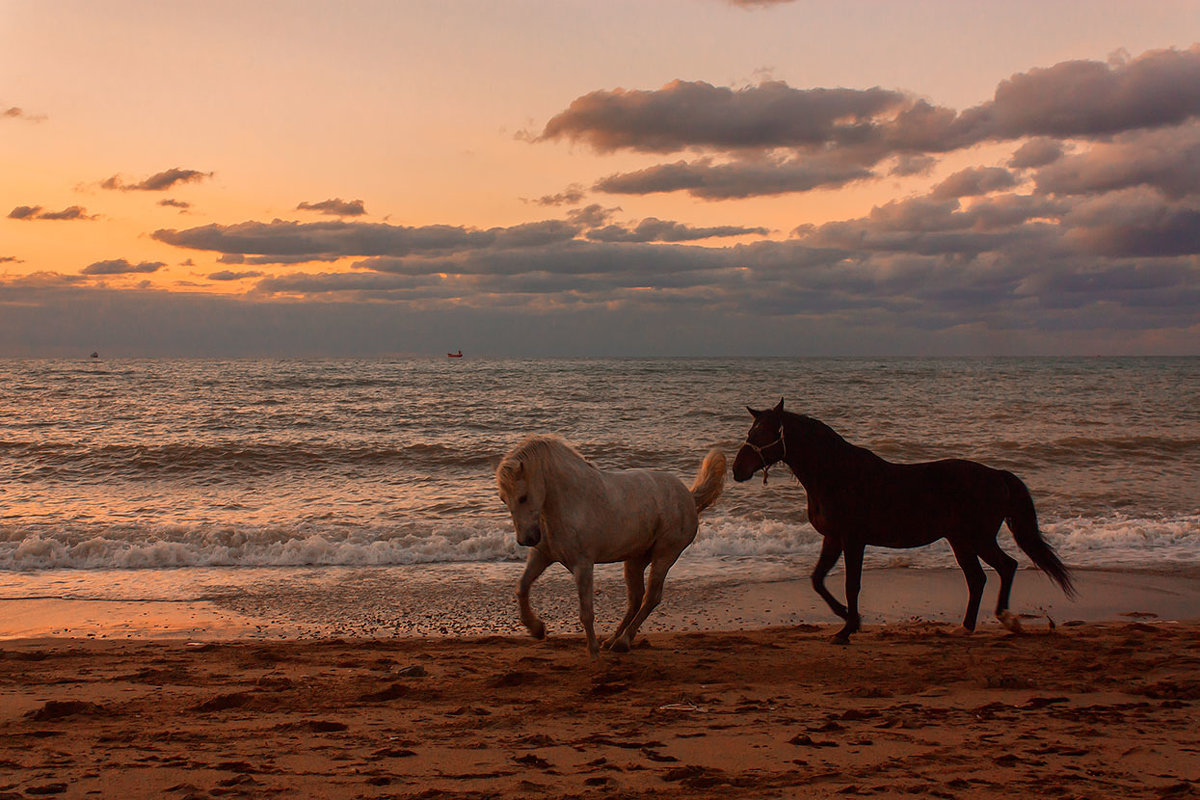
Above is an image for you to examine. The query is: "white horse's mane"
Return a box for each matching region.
[496,434,593,493]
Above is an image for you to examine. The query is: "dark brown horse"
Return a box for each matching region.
[732,399,1074,643]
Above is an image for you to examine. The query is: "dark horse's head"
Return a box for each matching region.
[732,398,788,483]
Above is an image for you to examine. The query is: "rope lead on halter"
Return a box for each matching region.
[742,431,786,486]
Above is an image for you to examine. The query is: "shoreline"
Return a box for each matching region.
[2,563,1197,642]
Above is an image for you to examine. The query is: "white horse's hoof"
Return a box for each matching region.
[527,622,547,640]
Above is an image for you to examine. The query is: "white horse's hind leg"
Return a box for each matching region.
[516,548,551,640]
[573,561,599,657]
[610,554,676,653]
[604,556,648,650]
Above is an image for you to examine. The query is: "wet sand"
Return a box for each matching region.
[2,622,1198,799]
[3,564,1198,640]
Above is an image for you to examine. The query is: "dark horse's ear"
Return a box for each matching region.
[747,406,763,419]
[773,398,785,413]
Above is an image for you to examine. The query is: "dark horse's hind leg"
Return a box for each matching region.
[977,539,1020,630]
[833,542,864,644]
[949,540,987,631]
[811,536,848,620]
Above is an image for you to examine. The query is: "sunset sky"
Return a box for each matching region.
[3,1,1199,356]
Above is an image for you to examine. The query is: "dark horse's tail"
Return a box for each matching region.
[1002,471,1076,598]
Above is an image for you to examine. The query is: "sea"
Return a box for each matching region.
[1,357,1197,637]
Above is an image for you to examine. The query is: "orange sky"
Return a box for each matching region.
[2,1,1199,355]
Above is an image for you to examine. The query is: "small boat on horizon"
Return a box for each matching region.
[447,350,463,358]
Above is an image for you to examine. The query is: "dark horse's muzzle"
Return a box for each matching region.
[517,524,542,547]
[731,447,759,482]
[733,433,786,485]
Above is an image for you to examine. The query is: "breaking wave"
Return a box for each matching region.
[2,513,1196,572]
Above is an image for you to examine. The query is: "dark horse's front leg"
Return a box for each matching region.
[811,535,848,620]
[833,541,864,644]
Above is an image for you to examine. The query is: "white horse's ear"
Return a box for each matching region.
[773,397,785,413]
[515,461,525,478]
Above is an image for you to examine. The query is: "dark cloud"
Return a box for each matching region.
[800,176,1200,265]
[957,45,1200,141]
[101,168,212,192]
[297,198,367,216]
[492,220,581,249]
[1033,124,1200,200]
[219,252,342,266]
[4,222,1196,356]
[159,198,192,212]
[1009,138,1065,169]
[539,79,912,154]
[352,239,742,284]
[536,79,977,166]
[8,205,95,221]
[37,206,94,221]
[81,259,166,275]
[153,218,582,259]
[890,154,938,177]
[207,270,264,281]
[565,203,620,228]
[586,217,768,242]
[255,271,450,297]
[7,206,41,220]
[527,185,586,206]
[537,46,1200,199]
[594,155,873,199]
[138,158,1199,350]
[929,167,1019,199]
[1063,192,1200,257]
[0,256,24,264]
[3,271,89,287]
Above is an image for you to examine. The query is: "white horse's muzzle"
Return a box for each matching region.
[517,524,542,547]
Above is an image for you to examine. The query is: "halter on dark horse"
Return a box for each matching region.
[733,399,1074,643]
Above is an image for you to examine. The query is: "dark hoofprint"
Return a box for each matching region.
[733,399,1075,643]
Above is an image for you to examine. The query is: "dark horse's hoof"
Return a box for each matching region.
[831,634,851,646]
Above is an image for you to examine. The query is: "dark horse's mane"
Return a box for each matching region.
[788,413,845,441]
[782,412,882,475]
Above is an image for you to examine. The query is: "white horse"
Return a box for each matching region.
[496,435,725,656]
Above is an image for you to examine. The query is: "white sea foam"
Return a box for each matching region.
[1,513,1196,572]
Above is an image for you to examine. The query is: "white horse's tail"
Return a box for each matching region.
[690,449,726,514]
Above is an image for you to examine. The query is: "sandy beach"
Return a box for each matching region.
[2,623,1197,799]
[2,565,1198,800]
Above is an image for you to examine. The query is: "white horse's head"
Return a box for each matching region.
[496,455,546,547]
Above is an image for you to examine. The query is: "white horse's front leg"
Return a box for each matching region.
[573,560,599,657]
[516,548,552,639]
